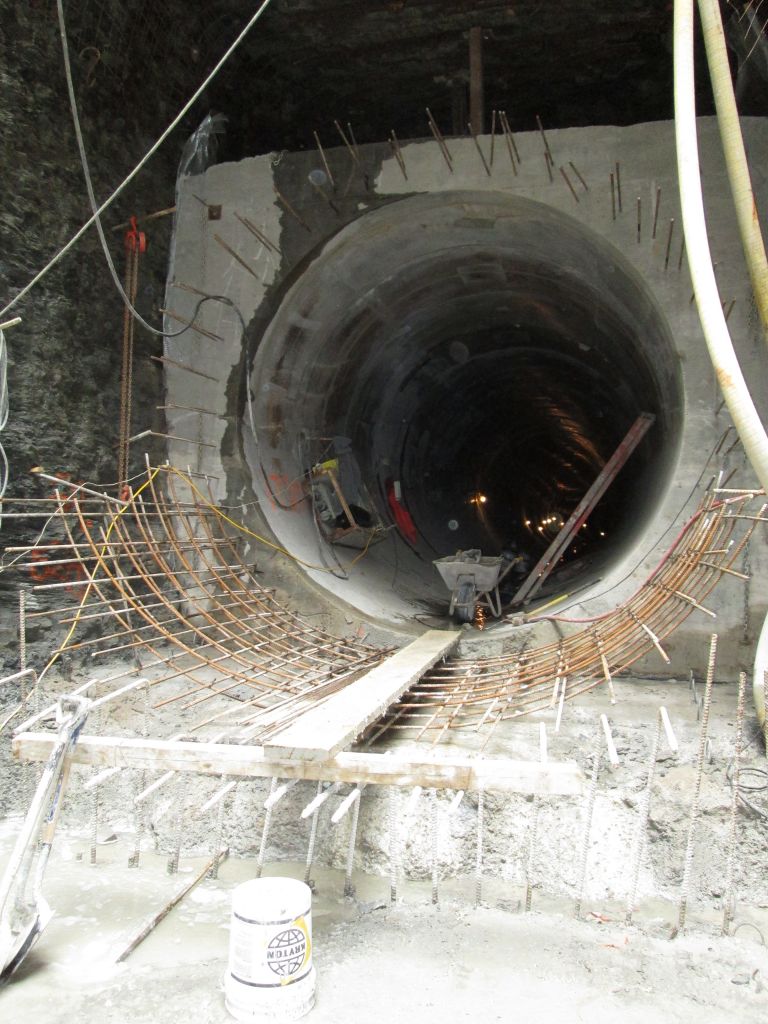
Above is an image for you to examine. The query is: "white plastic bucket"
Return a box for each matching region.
[224,877,316,1022]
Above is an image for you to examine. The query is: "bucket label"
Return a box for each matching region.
[229,912,312,988]
[266,925,308,979]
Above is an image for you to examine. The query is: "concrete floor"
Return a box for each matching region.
[2,840,768,1024]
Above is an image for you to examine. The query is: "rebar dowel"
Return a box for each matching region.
[722,672,746,935]
[344,791,361,898]
[431,789,440,906]
[89,788,99,866]
[389,786,399,904]
[610,172,616,220]
[167,803,185,876]
[304,780,323,886]
[677,633,717,934]
[18,588,27,673]
[256,777,278,878]
[524,797,541,912]
[209,793,229,880]
[664,218,675,270]
[625,715,663,925]
[574,752,601,919]
[474,789,485,907]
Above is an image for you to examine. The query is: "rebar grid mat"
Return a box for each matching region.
[1,466,762,747]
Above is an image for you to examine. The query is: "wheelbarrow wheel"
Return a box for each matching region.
[455,581,476,623]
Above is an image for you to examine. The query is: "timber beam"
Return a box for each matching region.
[13,732,584,797]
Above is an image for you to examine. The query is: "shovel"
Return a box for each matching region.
[0,694,90,981]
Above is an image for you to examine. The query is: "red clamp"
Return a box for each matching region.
[125,215,147,254]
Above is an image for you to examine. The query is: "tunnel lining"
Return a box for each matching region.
[246,191,682,623]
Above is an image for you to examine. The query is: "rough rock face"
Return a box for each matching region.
[0,1,193,662]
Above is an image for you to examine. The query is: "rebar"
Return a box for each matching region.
[256,777,277,878]
[574,751,601,919]
[343,790,362,898]
[304,781,324,886]
[677,633,717,934]
[388,786,399,904]
[722,672,746,934]
[474,789,484,907]
[430,788,440,906]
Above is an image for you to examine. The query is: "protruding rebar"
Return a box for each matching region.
[343,789,362,898]
[430,788,440,905]
[722,672,746,934]
[474,789,485,907]
[664,218,675,270]
[256,777,278,878]
[426,108,453,172]
[677,633,717,934]
[312,130,336,189]
[652,185,661,239]
[610,172,616,221]
[574,751,600,919]
[389,786,399,904]
[18,588,27,673]
[560,166,579,203]
[304,781,323,886]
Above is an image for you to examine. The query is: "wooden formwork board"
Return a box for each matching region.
[13,733,584,797]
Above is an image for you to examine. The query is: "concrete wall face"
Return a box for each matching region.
[164,117,768,677]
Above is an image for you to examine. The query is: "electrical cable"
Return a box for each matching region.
[0,0,275,321]
[55,0,251,339]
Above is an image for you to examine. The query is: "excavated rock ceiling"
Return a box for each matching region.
[68,0,758,160]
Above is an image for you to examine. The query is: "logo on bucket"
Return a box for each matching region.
[266,921,309,979]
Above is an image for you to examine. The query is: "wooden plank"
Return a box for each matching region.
[13,733,584,797]
[263,629,461,761]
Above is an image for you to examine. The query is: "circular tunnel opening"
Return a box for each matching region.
[248,192,682,623]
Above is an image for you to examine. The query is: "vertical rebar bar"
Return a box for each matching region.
[389,786,399,904]
[474,789,484,907]
[524,796,541,912]
[304,781,323,886]
[18,588,27,673]
[610,172,616,220]
[722,672,746,935]
[256,777,278,878]
[664,218,675,270]
[343,791,361,898]
[652,185,661,239]
[129,677,151,868]
[89,789,99,866]
[167,801,185,876]
[208,793,229,880]
[430,789,439,906]
[625,715,663,925]
[574,752,601,919]
[677,633,717,934]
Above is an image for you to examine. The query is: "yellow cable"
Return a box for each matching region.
[40,466,162,678]
[165,464,382,575]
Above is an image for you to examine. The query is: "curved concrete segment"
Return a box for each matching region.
[163,118,768,671]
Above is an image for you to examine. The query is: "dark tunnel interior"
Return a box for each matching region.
[250,193,683,618]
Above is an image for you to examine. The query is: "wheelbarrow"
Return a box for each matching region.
[433,549,512,623]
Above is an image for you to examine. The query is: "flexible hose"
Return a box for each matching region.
[698,0,768,345]
[674,0,768,496]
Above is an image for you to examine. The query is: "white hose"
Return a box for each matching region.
[698,0,768,345]
[674,0,768,495]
